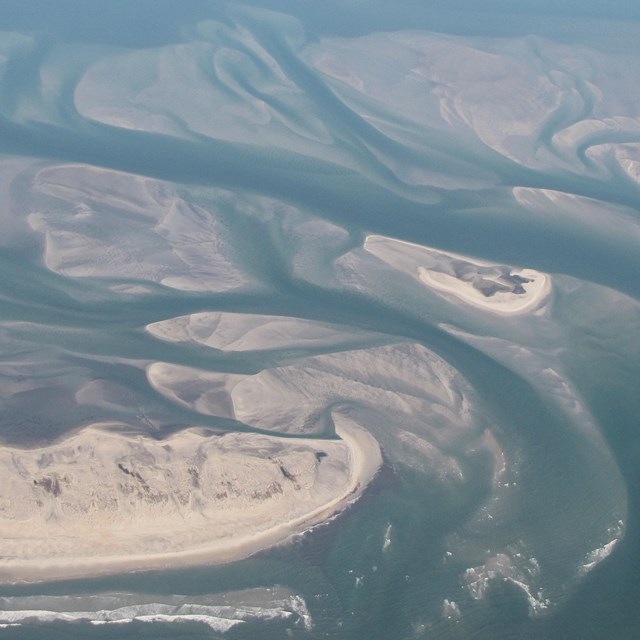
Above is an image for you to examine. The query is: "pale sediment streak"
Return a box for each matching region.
[440,318,629,614]
[146,311,385,353]
[513,187,640,252]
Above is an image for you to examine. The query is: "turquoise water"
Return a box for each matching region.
[0,1,639,638]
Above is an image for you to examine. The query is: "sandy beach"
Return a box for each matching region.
[364,234,552,315]
[417,266,551,315]
[0,416,381,584]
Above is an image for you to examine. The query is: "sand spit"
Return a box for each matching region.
[364,235,551,315]
[0,418,381,584]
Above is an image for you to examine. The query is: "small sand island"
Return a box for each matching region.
[0,418,381,584]
[364,235,551,315]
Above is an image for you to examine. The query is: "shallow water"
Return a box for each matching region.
[0,1,639,638]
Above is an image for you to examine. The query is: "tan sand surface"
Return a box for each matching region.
[0,417,381,584]
[364,234,551,315]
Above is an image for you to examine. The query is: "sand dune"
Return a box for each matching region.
[0,417,381,584]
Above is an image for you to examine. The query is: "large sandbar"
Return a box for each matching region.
[0,418,381,584]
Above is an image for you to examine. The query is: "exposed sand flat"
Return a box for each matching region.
[74,23,334,156]
[146,311,384,353]
[0,418,381,584]
[147,343,472,437]
[147,341,484,482]
[364,235,551,315]
[70,21,640,185]
[305,31,640,176]
[26,164,253,292]
[306,32,568,170]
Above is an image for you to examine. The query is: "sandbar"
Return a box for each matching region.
[417,266,550,315]
[0,417,381,584]
[364,234,551,315]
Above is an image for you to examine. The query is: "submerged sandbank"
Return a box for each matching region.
[0,417,381,584]
[146,311,384,353]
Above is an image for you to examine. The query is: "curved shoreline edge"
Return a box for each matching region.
[363,234,552,316]
[0,417,382,585]
[417,266,552,315]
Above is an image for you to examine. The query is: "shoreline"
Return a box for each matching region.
[0,417,381,585]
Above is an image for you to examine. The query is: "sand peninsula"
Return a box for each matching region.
[0,417,381,584]
[364,235,551,315]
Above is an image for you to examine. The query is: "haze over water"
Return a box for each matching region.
[0,1,639,638]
